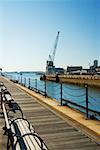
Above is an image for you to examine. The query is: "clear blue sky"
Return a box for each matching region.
[0,0,100,71]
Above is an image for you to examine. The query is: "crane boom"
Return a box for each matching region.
[49,31,60,62]
[46,31,60,75]
[52,31,60,62]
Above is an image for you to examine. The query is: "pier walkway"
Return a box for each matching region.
[0,77,100,150]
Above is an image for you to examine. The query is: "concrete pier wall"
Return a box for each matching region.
[45,75,100,88]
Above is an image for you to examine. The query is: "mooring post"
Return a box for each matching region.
[60,83,63,106]
[85,84,89,118]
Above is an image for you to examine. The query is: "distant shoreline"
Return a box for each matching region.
[42,75,100,88]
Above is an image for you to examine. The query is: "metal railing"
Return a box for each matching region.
[4,74,100,120]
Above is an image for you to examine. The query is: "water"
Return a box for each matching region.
[3,72,100,119]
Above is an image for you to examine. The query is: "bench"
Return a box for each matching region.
[1,83,48,150]
[3,104,48,150]
[8,117,48,150]
[0,82,7,109]
[1,88,23,117]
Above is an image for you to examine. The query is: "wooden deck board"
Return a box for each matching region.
[0,77,100,150]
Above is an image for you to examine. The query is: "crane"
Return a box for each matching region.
[48,31,60,62]
[46,31,60,75]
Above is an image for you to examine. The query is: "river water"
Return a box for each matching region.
[4,72,100,120]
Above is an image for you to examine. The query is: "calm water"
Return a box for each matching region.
[4,72,100,119]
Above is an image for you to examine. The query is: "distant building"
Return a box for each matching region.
[55,67,64,74]
[94,60,98,68]
[67,66,82,74]
[95,66,100,75]
[96,66,100,72]
[89,60,99,74]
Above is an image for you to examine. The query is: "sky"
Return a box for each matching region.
[0,0,100,71]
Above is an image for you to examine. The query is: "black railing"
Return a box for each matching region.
[4,74,100,120]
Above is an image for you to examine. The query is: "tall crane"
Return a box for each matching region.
[48,31,60,62]
[46,31,60,75]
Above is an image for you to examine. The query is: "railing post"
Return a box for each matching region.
[18,76,20,83]
[11,75,12,80]
[0,92,2,109]
[24,77,26,87]
[35,79,37,91]
[60,83,63,106]
[44,80,46,97]
[21,75,22,85]
[28,78,30,89]
[85,84,89,118]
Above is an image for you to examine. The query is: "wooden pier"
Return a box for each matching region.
[0,77,100,150]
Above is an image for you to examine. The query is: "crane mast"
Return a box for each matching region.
[49,31,60,62]
[46,31,60,75]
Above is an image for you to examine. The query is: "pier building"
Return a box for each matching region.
[55,67,64,74]
[67,66,83,74]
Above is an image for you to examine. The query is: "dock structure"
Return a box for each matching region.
[0,77,100,150]
[44,74,100,88]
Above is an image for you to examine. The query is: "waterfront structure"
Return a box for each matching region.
[94,60,98,68]
[55,67,64,74]
[66,60,100,75]
[46,60,55,75]
[90,60,99,74]
[67,66,82,74]
[96,66,100,75]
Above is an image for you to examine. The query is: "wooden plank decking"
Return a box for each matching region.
[0,77,100,150]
